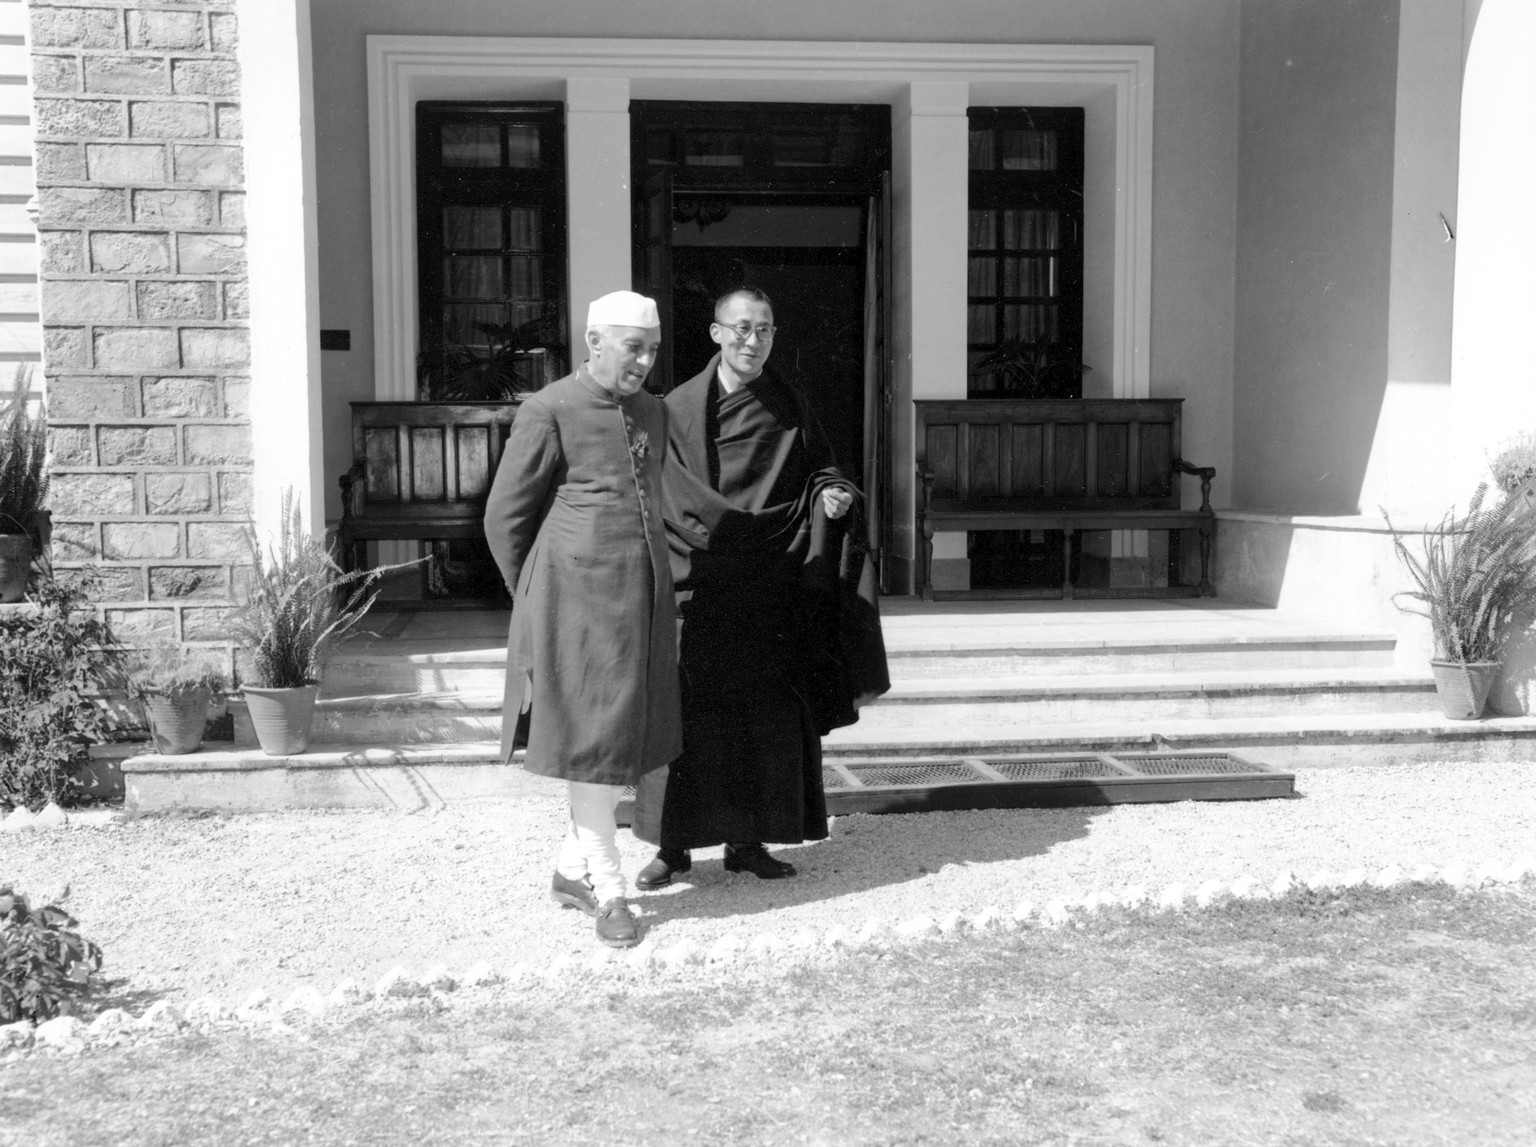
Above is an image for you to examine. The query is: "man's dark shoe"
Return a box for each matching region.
[550,871,599,916]
[723,843,797,879]
[635,848,692,891]
[595,898,641,948]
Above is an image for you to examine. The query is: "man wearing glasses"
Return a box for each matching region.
[632,285,886,888]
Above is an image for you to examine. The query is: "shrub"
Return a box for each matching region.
[0,569,124,810]
[0,885,103,1023]
[124,640,228,699]
[1489,432,1536,497]
[0,364,48,536]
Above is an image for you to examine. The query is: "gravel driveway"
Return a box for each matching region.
[3,759,1533,1006]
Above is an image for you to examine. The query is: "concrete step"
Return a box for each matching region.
[124,711,1536,811]
[278,667,1438,746]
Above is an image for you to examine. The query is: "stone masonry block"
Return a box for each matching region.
[130,100,210,140]
[31,54,81,94]
[34,98,126,140]
[145,472,213,515]
[41,278,132,321]
[47,425,94,466]
[49,521,100,562]
[217,191,244,228]
[30,7,124,50]
[93,327,180,370]
[90,231,172,274]
[39,186,127,226]
[44,327,87,367]
[181,606,235,642]
[142,376,217,417]
[180,326,248,369]
[127,9,206,52]
[50,473,138,517]
[43,375,136,420]
[102,522,179,561]
[184,423,251,466]
[171,58,238,97]
[187,521,248,561]
[87,567,145,602]
[209,12,238,54]
[217,470,251,514]
[220,376,248,418]
[38,229,84,273]
[172,144,242,186]
[215,104,240,139]
[176,232,244,274]
[221,280,248,320]
[133,188,213,226]
[137,280,217,321]
[34,143,87,182]
[85,142,166,183]
[105,608,178,644]
[98,425,178,467]
[149,565,228,601]
[84,55,170,95]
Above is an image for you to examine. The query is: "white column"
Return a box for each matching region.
[1450,0,1536,489]
[564,78,631,369]
[894,81,970,591]
[237,0,324,542]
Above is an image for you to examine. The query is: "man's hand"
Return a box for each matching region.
[821,486,854,520]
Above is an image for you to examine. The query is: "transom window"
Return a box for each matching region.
[415,102,568,400]
[967,107,1085,398]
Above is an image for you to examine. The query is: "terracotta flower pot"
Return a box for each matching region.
[242,684,320,756]
[141,686,212,755]
[1428,659,1501,720]
[0,532,32,604]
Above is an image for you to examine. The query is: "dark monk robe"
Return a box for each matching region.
[631,356,890,849]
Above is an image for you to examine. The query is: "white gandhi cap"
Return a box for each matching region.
[586,290,660,330]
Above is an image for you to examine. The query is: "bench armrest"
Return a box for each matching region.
[1172,458,1216,514]
[338,460,367,523]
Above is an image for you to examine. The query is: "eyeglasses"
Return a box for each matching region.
[718,322,776,343]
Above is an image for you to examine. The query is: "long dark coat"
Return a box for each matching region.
[483,367,682,786]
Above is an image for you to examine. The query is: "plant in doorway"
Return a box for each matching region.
[0,366,49,604]
[125,642,229,756]
[232,491,404,756]
[1385,483,1536,719]
[967,331,1090,400]
[416,312,567,401]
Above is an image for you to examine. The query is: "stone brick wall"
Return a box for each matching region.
[29,0,249,650]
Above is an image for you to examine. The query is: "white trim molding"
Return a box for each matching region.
[366,36,1154,404]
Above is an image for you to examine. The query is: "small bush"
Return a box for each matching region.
[0,569,124,810]
[0,885,103,1023]
[1489,432,1536,497]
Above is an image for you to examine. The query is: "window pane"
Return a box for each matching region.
[968,305,996,344]
[507,207,542,251]
[506,125,541,168]
[441,124,499,167]
[968,209,996,248]
[443,303,507,346]
[507,256,544,300]
[1000,129,1058,171]
[968,256,997,296]
[773,131,831,167]
[1003,304,1055,342]
[684,130,744,167]
[443,206,502,249]
[968,128,995,170]
[443,256,503,299]
[1003,209,1060,249]
[1004,257,1056,297]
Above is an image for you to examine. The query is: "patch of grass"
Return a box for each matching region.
[4,884,1535,1146]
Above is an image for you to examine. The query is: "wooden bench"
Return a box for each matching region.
[336,400,519,574]
[915,398,1215,600]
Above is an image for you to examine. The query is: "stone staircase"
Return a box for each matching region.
[120,599,1536,811]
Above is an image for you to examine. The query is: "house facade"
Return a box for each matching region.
[16,0,1535,656]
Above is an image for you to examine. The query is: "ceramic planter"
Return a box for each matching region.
[0,532,31,604]
[242,684,320,755]
[141,686,212,755]
[1428,659,1501,720]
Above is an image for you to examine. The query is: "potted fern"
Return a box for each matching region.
[0,367,48,604]
[1386,483,1536,719]
[126,642,228,755]
[231,491,401,755]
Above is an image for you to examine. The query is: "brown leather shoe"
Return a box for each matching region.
[723,843,797,879]
[595,898,641,948]
[550,871,598,917]
[635,848,692,891]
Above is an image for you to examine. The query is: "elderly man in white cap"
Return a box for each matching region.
[483,290,682,949]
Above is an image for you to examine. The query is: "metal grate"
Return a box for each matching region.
[989,758,1123,782]
[1118,755,1257,776]
[846,762,983,788]
[821,767,852,790]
